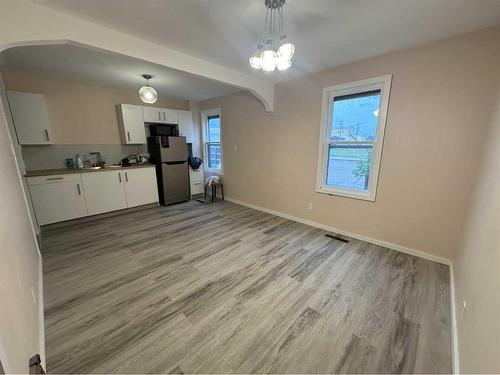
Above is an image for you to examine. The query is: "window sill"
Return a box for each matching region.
[315,186,376,202]
[205,168,223,175]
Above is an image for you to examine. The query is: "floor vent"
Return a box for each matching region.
[325,234,349,243]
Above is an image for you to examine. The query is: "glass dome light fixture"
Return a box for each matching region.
[249,0,295,73]
[249,44,264,69]
[278,34,295,59]
[276,55,292,71]
[138,74,158,104]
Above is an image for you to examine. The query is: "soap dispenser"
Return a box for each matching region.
[75,154,83,168]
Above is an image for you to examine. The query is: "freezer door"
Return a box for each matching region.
[160,136,187,162]
[161,162,190,204]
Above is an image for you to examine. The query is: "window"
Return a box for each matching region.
[201,108,222,172]
[316,75,391,201]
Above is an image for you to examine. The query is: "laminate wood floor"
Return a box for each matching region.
[41,201,452,374]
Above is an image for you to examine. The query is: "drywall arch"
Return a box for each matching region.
[0,0,274,111]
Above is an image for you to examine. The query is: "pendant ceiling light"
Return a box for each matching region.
[249,0,294,72]
[138,74,158,104]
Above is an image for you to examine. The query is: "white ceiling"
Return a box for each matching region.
[0,44,242,101]
[32,0,500,82]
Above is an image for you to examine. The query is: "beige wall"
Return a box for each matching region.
[188,100,203,158]
[1,69,188,144]
[201,26,500,261]
[0,71,44,373]
[453,82,500,373]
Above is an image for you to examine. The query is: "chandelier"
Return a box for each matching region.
[249,0,295,72]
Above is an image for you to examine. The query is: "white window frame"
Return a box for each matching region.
[316,75,392,201]
[201,107,223,173]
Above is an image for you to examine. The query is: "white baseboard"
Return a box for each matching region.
[449,264,460,374]
[38,254,46,370]
[225,197,451,265]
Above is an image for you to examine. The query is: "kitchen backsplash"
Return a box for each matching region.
[22,144,147,170]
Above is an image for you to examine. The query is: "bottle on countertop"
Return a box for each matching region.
[75,154,83,168]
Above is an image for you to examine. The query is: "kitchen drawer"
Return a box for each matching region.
[189,169,204,183]
[190,180,204,195]
[27,174,82,186]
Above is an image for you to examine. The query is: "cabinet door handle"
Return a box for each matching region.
[118,173,122,183]
[158,112,161,121]
[127,131,131,142]
[194,182,201,185]
[76,183,81,195]
[47,177,63,180]
[125,171,128,182]
[163,112,166,121]
[44,129,50,142]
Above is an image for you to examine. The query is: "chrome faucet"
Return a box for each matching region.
[89,152,107,167]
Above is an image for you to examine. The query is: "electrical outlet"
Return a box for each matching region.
[307,202,313,210]
[462,300,467,310]
[233,144,238,151]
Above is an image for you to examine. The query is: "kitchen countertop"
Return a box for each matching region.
[25,164,155,177]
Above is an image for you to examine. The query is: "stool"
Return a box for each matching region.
[205,181,224,202]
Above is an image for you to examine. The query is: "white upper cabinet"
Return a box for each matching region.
[7,90,52,145]
[142,106,163,123]
[161,108,179,124]
[142,106,178,124]
[81,170,128,216]
[117,104,146,144]
[178,110,194,143]
[123,167,158,207]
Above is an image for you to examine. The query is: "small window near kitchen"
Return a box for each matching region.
[316,75,392,201]
[202,108,222,172]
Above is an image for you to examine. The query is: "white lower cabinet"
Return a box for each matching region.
[27,174,87,225]
[189,165,204,196]
[81,170,128,216]
[29,167,159,225]
[123,167,159,207]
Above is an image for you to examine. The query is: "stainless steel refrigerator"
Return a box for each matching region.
[148,136,190,205]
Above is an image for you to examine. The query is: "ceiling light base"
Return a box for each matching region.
[142,74,152,80]
[264,0,285,10]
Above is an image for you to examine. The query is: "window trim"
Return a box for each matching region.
[316,75,392,201]
[201,107,223,173]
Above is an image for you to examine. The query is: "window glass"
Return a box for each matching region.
[207,115,221,143]
[330,91,381,142]
[204,112,222,171]
[207,143,221,170]
[326,144,373,191]
[325,90,381,192]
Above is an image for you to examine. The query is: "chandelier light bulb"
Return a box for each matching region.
[260,49,277,72]
[249,45,263,69]
[249,55,263,69]
[278,35,295,59]
[276,55,292,71]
